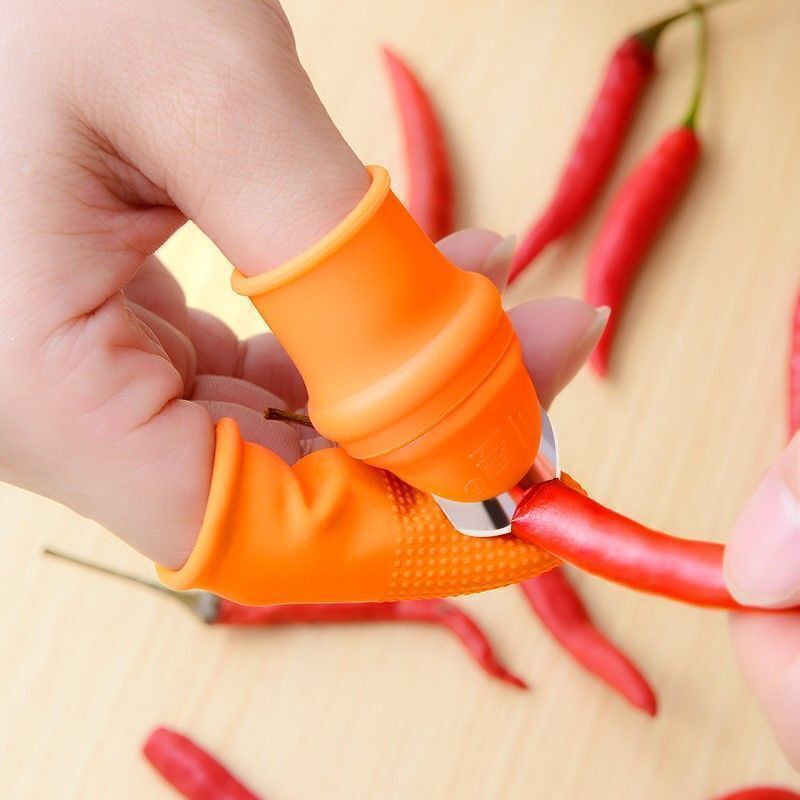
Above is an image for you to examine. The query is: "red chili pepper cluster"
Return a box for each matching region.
[381,6,720,376]
[48,5,798,797]
[377,0,797,712]
[508,34,656,283]
[508,4,707,377]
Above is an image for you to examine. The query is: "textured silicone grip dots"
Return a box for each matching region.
[231,166,541,501]
[157,419,557,603]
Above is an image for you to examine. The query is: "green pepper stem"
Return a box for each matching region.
[634,0,731,51]
[682,3,708,128]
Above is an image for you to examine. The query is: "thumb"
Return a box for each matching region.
[724,434,800,608]
[726,438,800,771]
[74,0,369,276]
[0,0,368,569]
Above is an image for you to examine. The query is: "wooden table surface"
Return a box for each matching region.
[2,1,798,797]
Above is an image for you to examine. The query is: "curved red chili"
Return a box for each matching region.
[586,8,706,375]
[217,598,527,689]
[586,125,700,374]
[41,549,524,689]
[509,2,730,285]
[520,568,657,715]
[382,46,454,241]
[512,479,743,609]
[789,289,800,438]
[713,788,800,800]
[509,35,654,283]
[143,727,262,800]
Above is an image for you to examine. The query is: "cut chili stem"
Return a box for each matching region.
[263,407,313,427]
[634,0,732,50]
[44,547,171,596]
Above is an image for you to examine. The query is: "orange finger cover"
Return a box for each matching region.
[231,165,540,502]
[157,419,557,604]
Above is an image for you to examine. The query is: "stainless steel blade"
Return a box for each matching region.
[433,406,560,537]
[434,491,517,537]
[528,406,560,483]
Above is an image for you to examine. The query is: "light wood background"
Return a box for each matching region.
[1,1,798,797]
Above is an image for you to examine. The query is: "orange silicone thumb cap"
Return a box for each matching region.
[231,166,541,502]
[157,419,557,604]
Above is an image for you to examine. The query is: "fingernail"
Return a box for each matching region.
[556,306,610,389]
[481,234,516,291]
[725,436,800,608]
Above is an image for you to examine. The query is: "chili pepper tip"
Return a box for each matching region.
[520,569,657,715]
[494,670,529,691]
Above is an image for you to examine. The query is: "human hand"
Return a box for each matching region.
[0,0,606,569]
[725,435,800,769]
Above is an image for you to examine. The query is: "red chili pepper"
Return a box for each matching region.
[509,36,654,283]
[789,288,800,438]
[217,598,527,690]
[520,567,657,715]
[143,727,262,800]
[513,479,745,609]
[42,547,525,689]
[713,788,800,800]
[586,125,700,374]
[585,8,706,376]
[508,2,732,285]
[382,46,454,241]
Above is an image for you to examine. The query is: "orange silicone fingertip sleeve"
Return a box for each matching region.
[230,166,540,502]
[157,419,558,604]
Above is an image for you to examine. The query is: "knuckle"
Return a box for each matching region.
[184,0,298,110]
[164,0,314,198]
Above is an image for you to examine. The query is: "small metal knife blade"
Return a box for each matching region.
[433,406,560,537]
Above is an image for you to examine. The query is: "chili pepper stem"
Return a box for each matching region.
[42,547,210,619]
[263,407,314,427]
[682,3,709,128]
[633,0,731,51]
